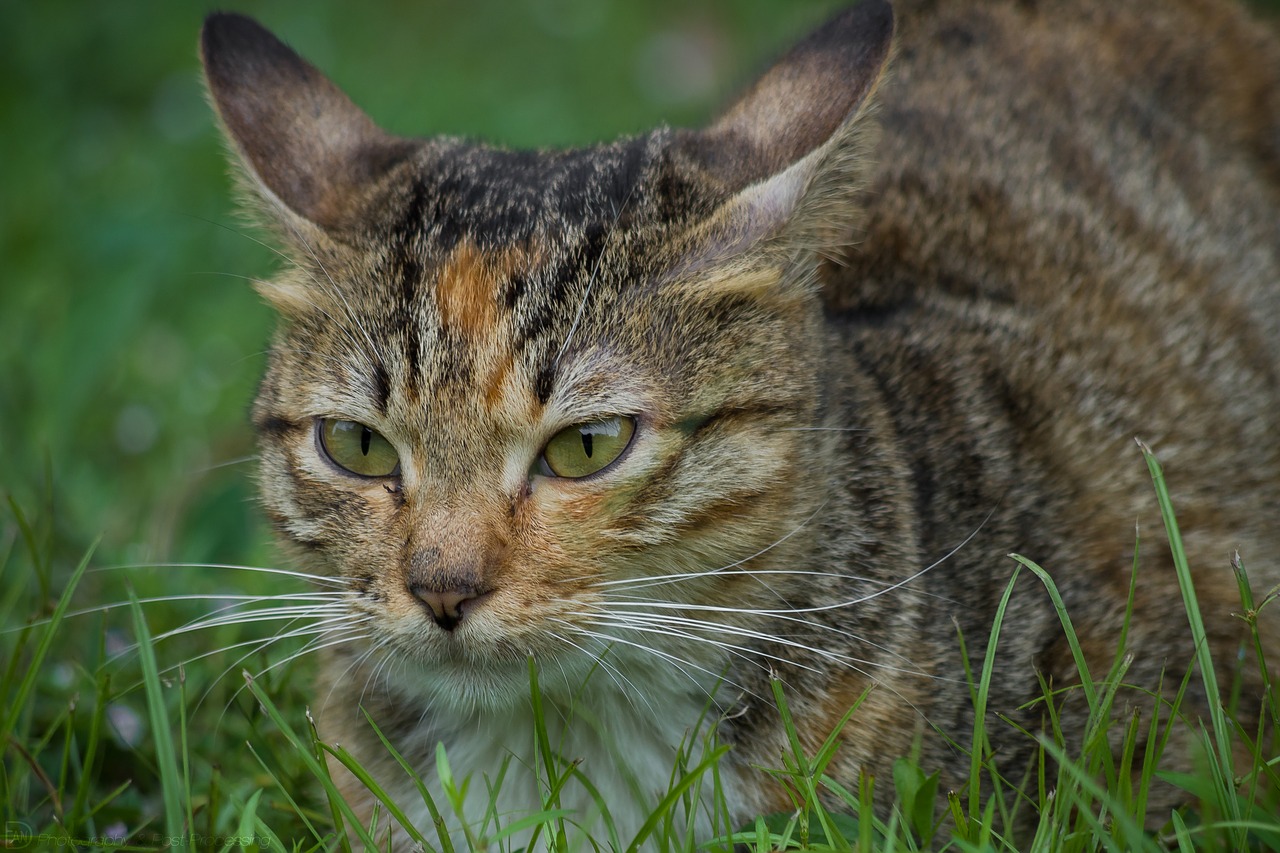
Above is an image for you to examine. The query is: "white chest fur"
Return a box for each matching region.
[378,667,742,850]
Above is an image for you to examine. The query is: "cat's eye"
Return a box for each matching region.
[317,418,400,478]
[540,416,636,479]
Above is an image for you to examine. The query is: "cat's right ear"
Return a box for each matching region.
[671,1,894,272]
[200,13,416,236]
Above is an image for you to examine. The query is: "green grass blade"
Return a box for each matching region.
[127,588,185,842]
[1169,809,1195,853]
[624,743,729,853]
[1010,555,1098,715]
[246,740,324,843]
[242,673,376,850]
[967,562,1022,825]
[1,536,97,738]
[1138,441,1242,834]
[67,669,111,832]
[230,788,264,852]
[322,741,433,849]
[526,655,567,851]
[359,706,454,853]
[1231,552,1280,731]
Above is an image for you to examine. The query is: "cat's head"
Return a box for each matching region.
[201,5,893,709]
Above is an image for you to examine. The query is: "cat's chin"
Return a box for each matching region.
[381,642,602,715]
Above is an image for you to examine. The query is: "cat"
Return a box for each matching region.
[200,0,1280,847]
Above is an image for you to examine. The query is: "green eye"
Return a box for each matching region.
[318,419,400,478]
[540,416,636,479]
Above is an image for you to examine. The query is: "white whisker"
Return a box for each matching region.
[548,630,654,718]
[155,603,352,643]
[220,625,374,723]
[553,619,755,704]
[581,612,825,675]
[6,591,349,636]
[96,562,352,588]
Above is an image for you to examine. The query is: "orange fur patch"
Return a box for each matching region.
[435,240,500,339]
[484,350,515,410]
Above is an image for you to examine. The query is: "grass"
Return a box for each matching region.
[4,1,1280,850]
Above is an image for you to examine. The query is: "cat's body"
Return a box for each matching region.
[201,0,1280,846]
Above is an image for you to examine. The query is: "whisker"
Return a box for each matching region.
[324,634,394,715]
[586,609,937,681]
[547,630,655,719]
[777,426,869,433]
[150,612,362,676]
[219,625,374,724]
[95,563,352,588]
[554,619,756,703]
[5,592,349,635]
[182,214,298,267]
[154,602,352,644]
[581,612,826,676]
[598,592,926,667]
[604,569,952,604]
[359,635,404,707]
[196,454,260,473]
[273,207,388,370]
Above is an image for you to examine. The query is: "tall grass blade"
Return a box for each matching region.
[2,536,96,738]
[967,562,1022,826]
[127,589,186,843]
[242,673,375,851]
[1137,440,1243,839]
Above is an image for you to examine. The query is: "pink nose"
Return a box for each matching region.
[408,584,487,631]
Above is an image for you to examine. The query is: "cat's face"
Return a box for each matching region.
[202,9,891,708]
[252,147,823,707]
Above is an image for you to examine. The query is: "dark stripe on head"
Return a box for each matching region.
[390,181,431,392]
[535,364,555,406]
[371,360,393,413]
[512,225,615,350]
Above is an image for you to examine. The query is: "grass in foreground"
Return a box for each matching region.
[2,445,1278,851]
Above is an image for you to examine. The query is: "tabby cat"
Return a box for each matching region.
[200,0,1280,846]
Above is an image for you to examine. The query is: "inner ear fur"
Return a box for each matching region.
[678,0,894,192]
[667,1,895,280]
[200,12,417,233]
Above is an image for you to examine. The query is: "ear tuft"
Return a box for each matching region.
[200,13,415,232]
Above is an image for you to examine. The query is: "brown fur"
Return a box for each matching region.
[201,0,1280,845]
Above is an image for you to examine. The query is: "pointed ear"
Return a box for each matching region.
[673,0,894,265]
[200,13,416,233]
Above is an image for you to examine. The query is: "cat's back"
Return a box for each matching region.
[827,0,1280,660]
[842,0,1280,322]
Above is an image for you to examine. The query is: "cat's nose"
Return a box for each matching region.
[408,584,488,632]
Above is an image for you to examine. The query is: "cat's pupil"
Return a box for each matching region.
[582,432,594,458]
[361,426,372,456]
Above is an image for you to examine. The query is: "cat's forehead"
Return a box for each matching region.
[333,134,721,372]
[391,131,691,250]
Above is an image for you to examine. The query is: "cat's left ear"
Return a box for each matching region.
[674,0,894,264]
[200,13,416,235]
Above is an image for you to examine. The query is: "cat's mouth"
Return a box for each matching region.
[382,622,600,711]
